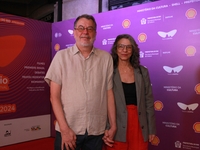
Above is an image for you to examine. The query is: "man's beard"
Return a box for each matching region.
[80,39,95,47]
[80,42,92,47]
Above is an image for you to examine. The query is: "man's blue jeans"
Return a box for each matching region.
[55,130,104,150]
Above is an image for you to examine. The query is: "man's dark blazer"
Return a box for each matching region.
[113,65,156,142]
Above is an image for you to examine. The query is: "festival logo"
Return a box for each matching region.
[138,33,147,43]
[0,104,16,114]
[154,101,163,111]
[122,19,131,28]
[185,8,197,19]
[185,46,196,56]
[0,74,10,91]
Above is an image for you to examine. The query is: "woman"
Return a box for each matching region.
[103,34,156,150]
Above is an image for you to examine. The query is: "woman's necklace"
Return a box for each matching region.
[118,65,135,83]
[119,66,133,73]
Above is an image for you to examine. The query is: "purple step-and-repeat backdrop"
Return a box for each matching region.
[52,0,200,149]
[0,13,52,146]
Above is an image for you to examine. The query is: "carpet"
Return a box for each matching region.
[0,137,55,150]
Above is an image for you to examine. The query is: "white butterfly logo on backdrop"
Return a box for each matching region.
[68,30,73,35]
[177,102,199,111]
[163,65,183,74]
[158,29,177,38]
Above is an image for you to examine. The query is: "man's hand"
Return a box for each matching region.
[61,128,76,150]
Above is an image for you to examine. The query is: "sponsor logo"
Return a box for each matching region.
[193,122,200,133]
[154,101,163,111]
[31,125,41,131]
[101,24,113,30]
[185,8,197,19]
[163,122,180,128]
[55,32,62,38]
[163,65,183,74]
[175,141,182,148]
[151,136,160,146]
[141,50,159,58]
[194,83,200,94]
[189,28,200,35]
[102,39,107,45]
[141,18,146,25]
[54,43,60,51]
[140,51,144,58]
[4,130,11,137]
[138,33,147,42]
[68,30,73,35]
[185,46,196,56]
[102,38,115,45]
[122,19,131,28]
[176,141,200,149]
[164,86,181,92]
[177,102,198,112]
[158,29,177,38]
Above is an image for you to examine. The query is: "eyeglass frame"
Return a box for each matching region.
[74,25,96,33]
[117,44,133,51]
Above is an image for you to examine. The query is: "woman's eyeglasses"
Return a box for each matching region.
[117,44,132,51]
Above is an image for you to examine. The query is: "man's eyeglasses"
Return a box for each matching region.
[117,44,132,51]
[74,25,96,33]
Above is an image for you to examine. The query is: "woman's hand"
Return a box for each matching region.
[102,130,115,147]
[149,134,155,142]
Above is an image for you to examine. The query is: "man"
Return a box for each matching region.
[45,14,116,150]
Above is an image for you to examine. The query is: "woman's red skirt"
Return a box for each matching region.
[103,105,148,150]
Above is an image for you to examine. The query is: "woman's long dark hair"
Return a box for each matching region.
[111,34,140,69]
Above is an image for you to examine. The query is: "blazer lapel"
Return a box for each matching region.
[113,68,126,107]
[134,67,143,107]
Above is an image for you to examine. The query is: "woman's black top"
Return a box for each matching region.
[122,82,137,106]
